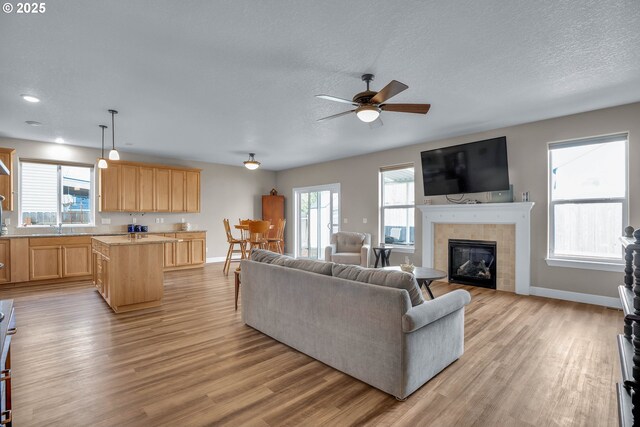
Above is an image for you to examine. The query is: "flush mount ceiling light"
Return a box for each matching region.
[98,125,108,169]
[108,109,120,161]
[243,153,261,170]
[25,120,42,126]
[355,105,381,123]
[21,94,40,103]
[55,137,65,144]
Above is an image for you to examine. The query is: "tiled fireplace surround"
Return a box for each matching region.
[419,202,535,295]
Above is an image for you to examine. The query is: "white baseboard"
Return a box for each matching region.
[206,257,226,263]
[529,286,621,309]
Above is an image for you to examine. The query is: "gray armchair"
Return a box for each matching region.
[324,231,371,267]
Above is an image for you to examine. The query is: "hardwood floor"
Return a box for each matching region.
[1,264,622,426]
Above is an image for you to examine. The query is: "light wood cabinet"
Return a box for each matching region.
[9,238,28,283]
[191,237,205,265]
[62,244,92,277]
[171,170,186,212]
[99,164,121,212]
[162,232,206,271]
[30,246,63,280]
[99,161,199,213]
[163,233,176,267]
[0,240,10,283]
[121,165,138,212]
[0,148,14,212]
[138,167,155,212]
[29,236,93,282]
[92,236,168,313]
[262,195,285,239]
[186,171,200,213]
[175,239,190,266]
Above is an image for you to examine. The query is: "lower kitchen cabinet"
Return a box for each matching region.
[28,237,93,282]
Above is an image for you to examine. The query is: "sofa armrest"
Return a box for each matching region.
[360,244,371,267]
[402,290,471,333]
[325,243,336,261]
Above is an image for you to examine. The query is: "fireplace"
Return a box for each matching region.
[448,239,497,289]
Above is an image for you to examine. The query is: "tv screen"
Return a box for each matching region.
[421,136,509,196]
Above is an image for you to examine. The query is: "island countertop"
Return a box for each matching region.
[92,234,178,246]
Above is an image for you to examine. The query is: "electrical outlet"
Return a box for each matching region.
[363,218,367,224]
[181,218,185,223]
[101,218,111,225]
[206,247,208,253]
[4,218,9,225]
[155,218,160,224]
[160,218,164,224]
[132,217,137,224]
[343,218,348,224]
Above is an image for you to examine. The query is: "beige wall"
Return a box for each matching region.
[0,137,277,260]
[276,102,640,298]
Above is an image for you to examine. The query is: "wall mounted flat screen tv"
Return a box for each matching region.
[421,136,509,196]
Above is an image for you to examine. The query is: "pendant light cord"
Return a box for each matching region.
[100,125,107,157]
[109,109,118,150]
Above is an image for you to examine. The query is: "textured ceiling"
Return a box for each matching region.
[1,0,639,170]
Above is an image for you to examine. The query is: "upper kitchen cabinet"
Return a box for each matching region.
[0,147,15,211]
[99,160,200,213]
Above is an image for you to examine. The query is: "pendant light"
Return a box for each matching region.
[243,153,261,170]
[108,109,120,160]
[98,125,108,169]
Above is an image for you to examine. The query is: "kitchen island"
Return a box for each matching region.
[92,234,177,313]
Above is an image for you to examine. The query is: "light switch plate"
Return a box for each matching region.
[363,218,367,224]
[343,218,348,224]
[132,217,137,224]
[4,218,9,225]
[155,218,160,224]
[101,218,111,225]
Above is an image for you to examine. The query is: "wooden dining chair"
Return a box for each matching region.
[223,218,246,275]
[247,220,271,256]
[267,218,286,254]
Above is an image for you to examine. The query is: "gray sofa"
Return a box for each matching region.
[241,250,471,400]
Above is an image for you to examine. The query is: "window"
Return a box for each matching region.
[380,165,415,248]
[20,161,94,226]
[548,134,627,265]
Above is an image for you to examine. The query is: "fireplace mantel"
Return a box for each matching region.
[418,202,535,295]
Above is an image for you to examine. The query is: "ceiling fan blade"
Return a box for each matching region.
[315,95,358,105]
[317,110,355,122]
[380,103,431,114]
[369,117,383,129]
[370,80,408,104]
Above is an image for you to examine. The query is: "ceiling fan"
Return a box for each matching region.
[316,74,431,124]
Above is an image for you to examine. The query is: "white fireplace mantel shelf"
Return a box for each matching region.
[418,202,535,295]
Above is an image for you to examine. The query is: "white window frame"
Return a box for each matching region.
[19,159,96,228]
[379,163,415,253]
[546,133,628,272]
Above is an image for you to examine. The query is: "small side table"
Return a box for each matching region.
[373,247,392,268]
[234,269,241,311]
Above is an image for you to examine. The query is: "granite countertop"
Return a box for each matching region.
[92,235,179,246]
[0,230,206,239]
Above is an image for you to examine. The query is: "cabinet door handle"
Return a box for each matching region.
[7,327,16,335]
[0,410,11,425]
[0,369,9,382]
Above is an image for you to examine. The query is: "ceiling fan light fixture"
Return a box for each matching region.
[244,153,261,170]
[355,105,380,123]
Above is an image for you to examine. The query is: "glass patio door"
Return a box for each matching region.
[294,184,340,259]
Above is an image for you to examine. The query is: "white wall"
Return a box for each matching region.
[276,102,640,298]
[0,137,277,260]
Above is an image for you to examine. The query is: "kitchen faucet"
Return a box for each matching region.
[51,222,63,234]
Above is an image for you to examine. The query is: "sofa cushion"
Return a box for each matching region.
[336,232,366,253]
[332,264,425,306]
[331,253,362,265]
[250,249,291,266]
[283,258,333,276]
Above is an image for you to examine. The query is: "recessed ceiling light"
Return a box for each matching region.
[55,137,65,144]
[25,120,42,126]
[21,94,40,103]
